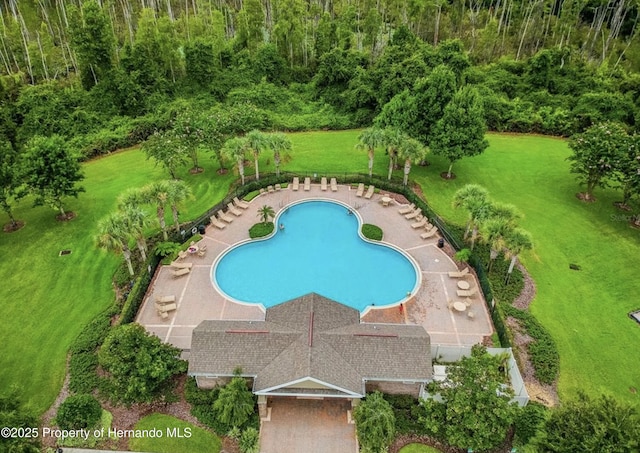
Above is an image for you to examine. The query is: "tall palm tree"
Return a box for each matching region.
[356,127,385,177]
[97,213,135,276]
[166,179,192,232]
[397,137,427,186]
[452,184,491,247]
[268,133,292,178]
[503,228,534,284]
[121,205,150,262]
[246,130,268,181]
[143,181,171,241]
[222,137,249,185]
[481,217,511,272]
[382,128,402,180]
[117,187,146,210]
[257,205,275,224]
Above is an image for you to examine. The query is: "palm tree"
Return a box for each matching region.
[356,127,385,177]
[166,179,192,232]
[222,137,249,185]
[503,228,534,284]
[121,205,150,261]
[257,205,275,224]
[143,181,171,241]
[117,187,146,210]
[97,213,135,276]
[381,128,402,180]
[246,130,268,181]
[452,184,491,248]
[397,137,427,186]
[481,217,511,272]
[268,133,292,178]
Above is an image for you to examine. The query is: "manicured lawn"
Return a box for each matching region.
[129,413,221,453]
[2,130,639,413]
[399,443,442,453]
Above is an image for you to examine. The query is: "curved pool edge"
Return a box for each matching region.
[211,197,423,315]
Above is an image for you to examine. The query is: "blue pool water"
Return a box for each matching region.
[213,200,419,311]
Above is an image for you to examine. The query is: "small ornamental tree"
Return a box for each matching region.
[567,122,628,201]
[98,323,187,405]
[611,132,640,207]
[0,139,24,230]
[420,345,520,451]
[213,376,256,429]
[22,134,85,219]
[56,394,102,430]
[353,391,396,453]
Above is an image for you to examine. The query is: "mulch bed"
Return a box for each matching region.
[2,220,25,232]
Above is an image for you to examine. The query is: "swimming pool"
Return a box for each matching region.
[213,200,420,312]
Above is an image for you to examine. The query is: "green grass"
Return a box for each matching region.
[362,223,383,240]
[128,413,221,453]
[399,444,443,453]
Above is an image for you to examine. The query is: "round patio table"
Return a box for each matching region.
[188,245,199,254]
[381,196,391,207]
[453,301,466,312]
[457,280,470,290]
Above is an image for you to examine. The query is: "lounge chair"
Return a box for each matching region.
[155,302,177,319]
[398,203,416,215]
[227,203,243,216]
[155,295,176,304]
[275,184,281,191]
[209,216,226,230]
[176,250,188,260]
[259,188,266,195]
[405,208,422,220]
[233,197,250,209]
[172,267,190,278]
[267,185,274,193]
[330,178,338,191]
[411,218,428,229]
[457,287,478,298]
[170,261,192,269]
[197,245,207,257]
[217,210,234,223]
[364,185,375,199]
[321,177,327,191]
[421,227,438,239]
[448,267,470,278]
[355,183,365,197]
[292,177,300,191]
[304,177,311,191]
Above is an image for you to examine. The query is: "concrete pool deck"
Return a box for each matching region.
[136,183,493,350]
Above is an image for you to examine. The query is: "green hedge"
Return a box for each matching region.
[249,222,274,238]
[118,253,162,325]
[382,394,428,436]
[362,224,383,240]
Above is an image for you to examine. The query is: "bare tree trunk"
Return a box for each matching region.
[36,31,49,81]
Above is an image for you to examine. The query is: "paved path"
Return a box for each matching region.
[137,183,493,350]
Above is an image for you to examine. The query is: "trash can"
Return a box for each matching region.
[198,224,206,235]
[437,238,445,248]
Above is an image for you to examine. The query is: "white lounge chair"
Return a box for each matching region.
[405,208,422,220]
[217,210,234,223]
[398,203,416,215]
[421,226,438,239]
[197,245,207,257]
[233,197,249,209]
[267,185,274,193]
[155,295,176,304]
[172,267,190,278]
[411,218,428,229]
[457,287,478,298]
[170,261,192,269]
[275,184,281,191]
[448,268,470,278]
[210,216,227,230]
[330,178,338,191]
[292,177,300,191]
[364,185,375,199]
[227,203,243,216]
[176,250,188,260]
[304,177,311,191]
[155,302,177,319]
[355,183,365,197]
[321,177,327,191]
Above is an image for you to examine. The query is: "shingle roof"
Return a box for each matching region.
[188,293,431,396]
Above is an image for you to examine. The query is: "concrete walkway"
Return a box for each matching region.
[137,183,493,350]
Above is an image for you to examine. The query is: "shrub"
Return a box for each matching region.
[361,223,383,240]
[382,393,426,435]
[249,222,274,238]
[56,395,102,430]
[513,401,547,446]
[238,427,260,453]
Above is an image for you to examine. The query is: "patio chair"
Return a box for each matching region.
[457,287,477,298]
[155,302,177,319]
[398,203,416,215]
[209,216,227,229]
[405,208,422,220]
[292,177,300,191]
[197,245,207,257]
[170,261,192,269]
[172,267,190,278]
[217,210,234,223]
[227,203,243,216]
[321,177,328,191]
[176,250,188,260]
[304,177,311,191]
[448,267,469,278]
[364,185,375,199]
[411,217,427,229]
[467,310,475,319]
[155,295,176,304]
[233,196,250,209]
[275,184,281,191]
[330,178,338,192]
[420,227,438,239]
[268,185,275,193]
[355,183,365,197]
[259,188,266,195]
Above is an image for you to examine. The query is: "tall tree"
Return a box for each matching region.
[166,179,192,232]
[267,132,292,178]
[245,130,269,181]
[142,131,188,179]
[452,184,491,249]
[356,127,385,177]
[213,375,256,428]
[567,122,628,201]
[223,137,249,185]
[143,181,171,241]
[503,227,534,284]
[397,136,427,186]
[611,132,640,207]
[120,205,150,262]
[172,108,206,173]
[22,135,85,219]
[353,391,396,453]
[0,139,23,230]
[381,128,403,180]
[430,86,489,178]
[96,212,135,276]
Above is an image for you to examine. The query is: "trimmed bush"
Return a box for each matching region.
[56,394,102,430]
[249,222,274,239]
[362,223,383,241]
[513,401,547,446]
[238,427,260,453]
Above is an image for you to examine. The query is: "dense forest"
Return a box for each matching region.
[0,0,639,161]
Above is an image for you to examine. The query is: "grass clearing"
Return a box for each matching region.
[128,413,221,453]
[399,444,443,453]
